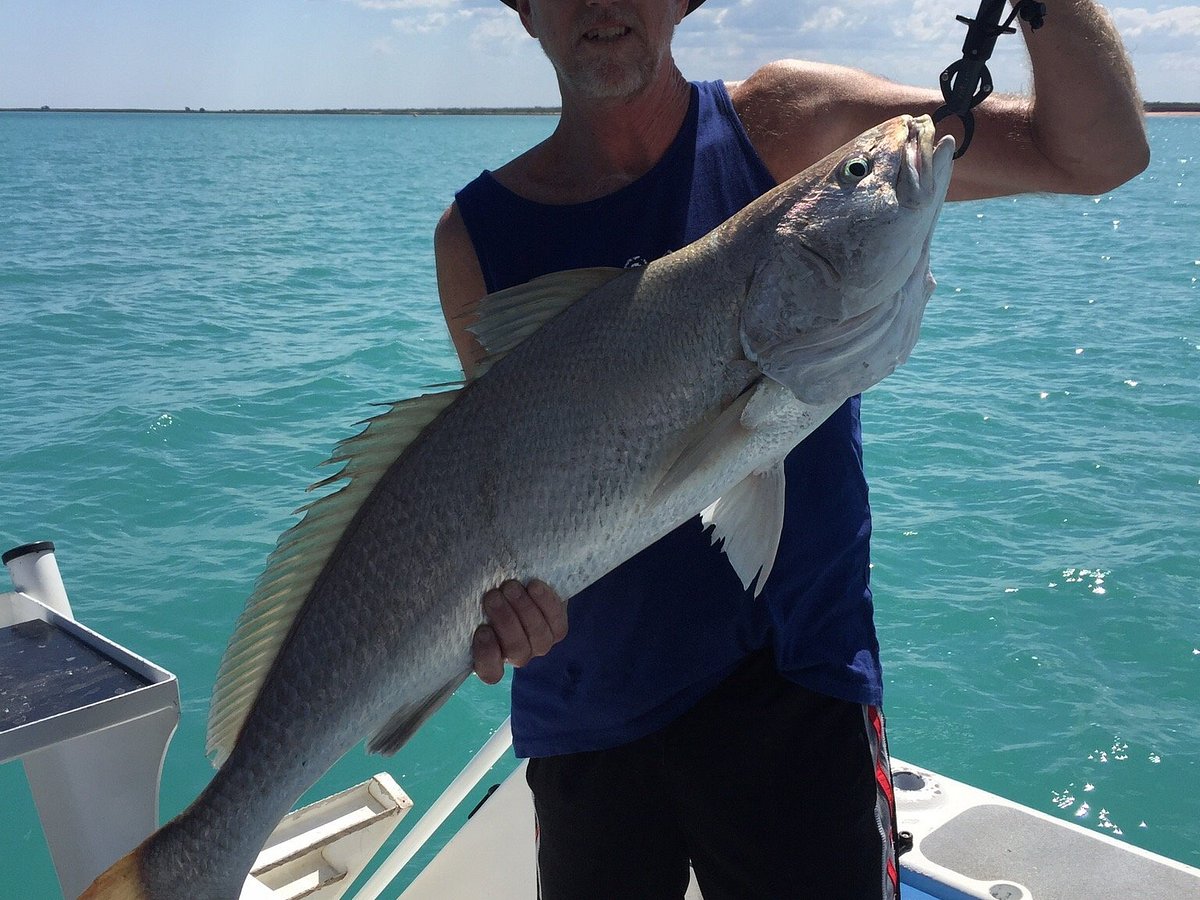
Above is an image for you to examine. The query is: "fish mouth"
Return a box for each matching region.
[896,115,955,208]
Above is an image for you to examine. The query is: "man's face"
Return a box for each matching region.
[519,0,688,100]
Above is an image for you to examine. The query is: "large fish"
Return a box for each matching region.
[84,114,953,899]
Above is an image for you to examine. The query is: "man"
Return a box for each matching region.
[435,1,1147,897]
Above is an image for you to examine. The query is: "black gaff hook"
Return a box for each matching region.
[932,0,1047,158]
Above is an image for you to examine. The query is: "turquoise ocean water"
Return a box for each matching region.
[2,111,1197,897]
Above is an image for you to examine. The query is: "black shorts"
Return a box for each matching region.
[526,650,900,900]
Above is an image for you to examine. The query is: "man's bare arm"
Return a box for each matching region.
[435,202,489,378]
[733,0,1147,201]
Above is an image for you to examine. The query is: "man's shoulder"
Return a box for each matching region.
[434,200,468,256]
[729,59,888,181]
[485,145,544,198]
[730,59,879,115]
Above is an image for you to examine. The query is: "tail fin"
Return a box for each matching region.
[79,845,152,900]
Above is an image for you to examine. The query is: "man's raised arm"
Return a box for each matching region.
[732,0,1148,201]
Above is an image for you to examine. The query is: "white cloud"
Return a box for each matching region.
[391,12,452,34]
[1112,4,1200,34]
[371,35,398,54]
[1112,4,1200,39]
[683,0,1200,58]
[468,9,533,55]
[676,0,985,84]
[898,0,967,44]
[351,0,1197,103]
[378,3,526,46]
[354,0,531,49]
[799,7,853,33]
[678,0,977,63]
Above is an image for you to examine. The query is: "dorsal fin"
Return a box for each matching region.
[467,267,628,375]
[205,388,461,766]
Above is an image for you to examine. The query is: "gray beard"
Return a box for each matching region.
[543,31,673,101]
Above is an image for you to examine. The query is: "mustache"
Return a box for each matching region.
[577,10,638,33]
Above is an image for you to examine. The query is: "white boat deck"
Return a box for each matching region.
[397,753,1200,900]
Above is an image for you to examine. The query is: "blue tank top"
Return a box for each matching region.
[455,81,882,758]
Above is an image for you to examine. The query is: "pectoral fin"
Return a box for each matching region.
[701,460,786,598]
[651,377,790,597]
[652,379,761,502]
[653,375,792,501]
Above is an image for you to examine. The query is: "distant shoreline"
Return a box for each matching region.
[1144,101,1200,115]
[4,102,1195,117]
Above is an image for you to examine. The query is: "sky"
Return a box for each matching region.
[1,0,1197,109]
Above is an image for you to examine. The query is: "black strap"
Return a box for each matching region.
[932,0,1047,158]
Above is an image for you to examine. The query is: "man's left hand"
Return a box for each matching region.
[472,579,568,685]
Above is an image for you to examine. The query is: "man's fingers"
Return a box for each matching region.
[483,582,534,667]
[472,623,505,685]
[502,579,558,659]
[527,579,568,643]
[472,580,568,682]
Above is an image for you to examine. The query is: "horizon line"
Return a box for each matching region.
[4,101,1199,116]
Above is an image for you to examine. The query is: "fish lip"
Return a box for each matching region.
[931,133,956,183]
[897,115,936,208]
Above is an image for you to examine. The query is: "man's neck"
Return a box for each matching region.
[496,66,693,205]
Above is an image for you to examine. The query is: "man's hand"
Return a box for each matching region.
[472,579,567,684]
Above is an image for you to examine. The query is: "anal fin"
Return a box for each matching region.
[367,669,470,756]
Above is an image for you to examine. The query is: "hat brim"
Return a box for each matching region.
[500,0,706,14]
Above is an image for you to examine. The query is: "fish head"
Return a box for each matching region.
[740,114,955,405]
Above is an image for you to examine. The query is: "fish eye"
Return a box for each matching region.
[841,157,871,182]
